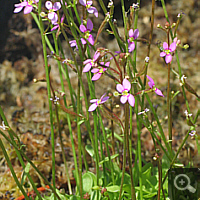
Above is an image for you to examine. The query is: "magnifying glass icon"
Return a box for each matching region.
[174,174,196,193]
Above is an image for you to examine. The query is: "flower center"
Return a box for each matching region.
[86,5,91,9]
[97,99,101,105]
[129,37,134,43]
[99,67,106,74]
[165,49,170,55]
[85,31,90,39]
[122,90,129,96]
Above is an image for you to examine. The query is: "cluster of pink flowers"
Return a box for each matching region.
[13,0,168,113]
[14,0,39,14]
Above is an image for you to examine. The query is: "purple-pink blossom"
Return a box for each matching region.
[83,51,100,72]
[146,75,164,97]
[14,0,39,14]
[51,15,64,31]
[128,29,139,52]
[88,93,109,112]
[80,19,94,45]
[45,1,61,25]
[116,79,135,107]
[91,62,110,81]
[69,40,78,50]
[79,0,98,17]
[160,42,176,63]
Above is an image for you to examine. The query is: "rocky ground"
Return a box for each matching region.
[0,0,199,198]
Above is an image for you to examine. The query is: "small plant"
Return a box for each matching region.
[0,0,199,200]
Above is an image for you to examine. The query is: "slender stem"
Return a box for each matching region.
[38,0,56,192]
[143,0,155,91]
[77,77,83,199]
[118,103,129,200]
[166,30,172,150]
[157,158,162,200]
[98,109,115,185]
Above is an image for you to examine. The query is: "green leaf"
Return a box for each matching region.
[82,172,94,193]
[21,162,31,185]
[85,144,95,160]
[106,185,120,193]
[99,154,119,165]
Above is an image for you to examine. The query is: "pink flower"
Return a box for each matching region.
[80,19,94,45]
[45,1,61,25]
[128,29,139,52]
[14,0,39,14]
[79,0,98,17]
[51,15,64,31]
[88,93,109,112]
[160,42,176,63]
[83,51,100,72]
[116,79,135,107]
[146,75,164,97]
[91,62,110,81]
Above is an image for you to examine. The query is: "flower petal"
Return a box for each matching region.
[129,29,134,37]
[81,38,87,45]
[169,42,176,52]
[146,75,155,88]
[87,34,94,45]
[83,59,92,65]
[163,42,168,50]
[120,95,127,104]
[90,99,98,103]
[87,19,93,31]
[165,54,172,63]
[15,2,28,7]
[88,103,98,112]
[79,0,86,6]
[91,68,99,73]
[80,24,87,33]
[69,40,77,48]
[87,7,98,17]
[45,1,52,9]
[101,96,109,103]
[128,42,135,52]
[160,52,166,57]
[14,6,24,13]
[51,24,59,31]
[92,73,101,81]
[93,51,100,61]
[122,79,131,91]
[133,29,139,39]
[104,62,110,67]
[87,1,93,6]
[128,94,135,107]
[116,84,124,93]
[83,63,92,72]
[53,2,61,11]
[155,88,164,97]
[24,5,33,14]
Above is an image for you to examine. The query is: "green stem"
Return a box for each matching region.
[38,0,56,191]
[143,0,155,94]
[135,96,143,200]
[118,103,129,200]
[98,109,115,185]
[167,62,172,150]
[77,78,83,199]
